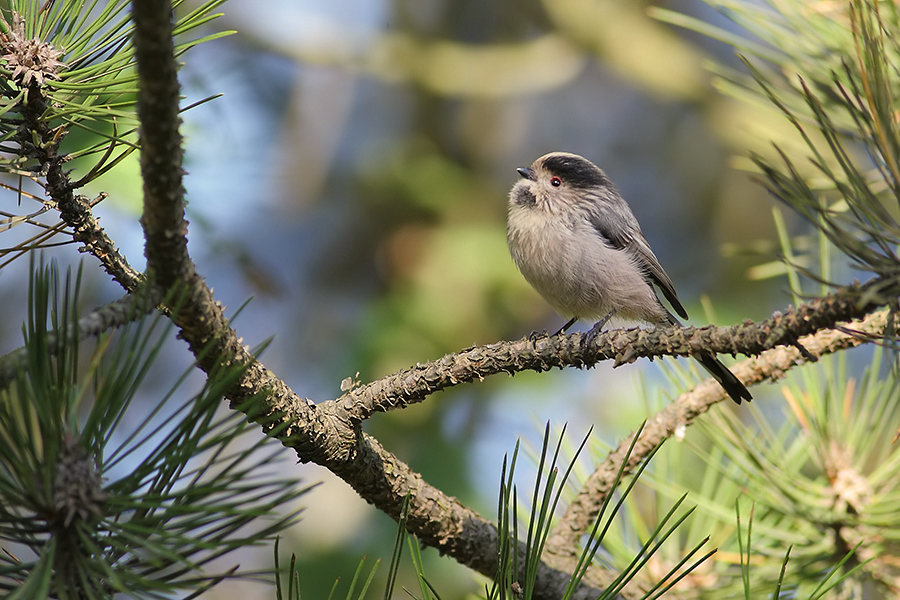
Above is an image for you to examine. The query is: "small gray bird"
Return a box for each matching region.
[507,151,751,404]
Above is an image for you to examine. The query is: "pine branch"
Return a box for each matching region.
[133,0,187,287]
[544,308,891,561]
[0,288,157,389]
[6,37,140,287]
[335,277,894,422]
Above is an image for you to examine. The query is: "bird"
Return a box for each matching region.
[506,151,751,404]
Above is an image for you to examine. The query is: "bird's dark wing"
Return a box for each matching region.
[585,205,689,320]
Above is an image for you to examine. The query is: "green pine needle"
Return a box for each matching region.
[0,261,308,597]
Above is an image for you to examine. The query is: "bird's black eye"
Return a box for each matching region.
[550,176,562,187]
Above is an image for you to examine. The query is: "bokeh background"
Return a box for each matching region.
[1,0,801,598]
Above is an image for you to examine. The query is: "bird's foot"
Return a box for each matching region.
[582,310,616,347]
[527,329,549,342]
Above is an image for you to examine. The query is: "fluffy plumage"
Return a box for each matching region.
[507,152,751,404]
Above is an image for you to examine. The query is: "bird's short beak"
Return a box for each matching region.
[516,167,534,180]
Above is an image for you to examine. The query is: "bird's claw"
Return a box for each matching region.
[581,310,615,348]
[527,329,550,342]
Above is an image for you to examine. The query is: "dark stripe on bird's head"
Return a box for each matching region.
[541,153,610,189]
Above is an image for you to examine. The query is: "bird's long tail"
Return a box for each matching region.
[693,351,752,405]
[663,312,751,405]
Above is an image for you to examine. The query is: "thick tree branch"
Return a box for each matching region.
[133,0,188,287]
[131,0,260,408]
